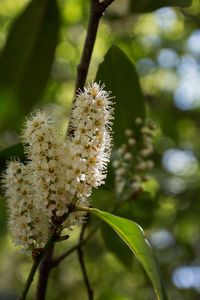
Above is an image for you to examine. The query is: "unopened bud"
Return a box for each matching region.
[128,138,136,146]
[113,160,121,168]
[146,160,154,169]
[140,149,151,157]
[118,144,127,155]
[135,117,142,125]
[116,168,126,176]
[135,162,147,171]
[142,176,150,182]
[132,175,141,182]
[125,128,134,137]
[131,182,141,191]
[124,152,132,161]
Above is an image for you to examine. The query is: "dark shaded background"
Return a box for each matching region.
[0,0,200,299]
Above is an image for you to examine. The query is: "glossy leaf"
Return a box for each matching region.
[131,0,192,13]
[101,223,134,271]
[81,207,167,300]
[96,45,146,148]
[101,192,154,270]
[0,0,60,128]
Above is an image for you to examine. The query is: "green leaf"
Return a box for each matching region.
[96,45,146,148]
[80,207,167,300]
[131,0,192,13]
[101,192,154,271]
[101,223,134,271]
[0,0,60,127]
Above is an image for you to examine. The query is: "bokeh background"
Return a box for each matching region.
[0,0,200,299]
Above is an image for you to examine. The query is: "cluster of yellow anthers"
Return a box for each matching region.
[113,118,156,196]
[2,82,114,254]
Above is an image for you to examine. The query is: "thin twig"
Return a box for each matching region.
[55,234,69,242]
[77,222,93,300]
[50,222,100,268]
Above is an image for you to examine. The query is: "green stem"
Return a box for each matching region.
[75,206,91,213]
[19,224,60,300]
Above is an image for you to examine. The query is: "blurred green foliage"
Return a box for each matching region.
[0,0,60,130]
[130,0,192,13]
[1,0,200,299]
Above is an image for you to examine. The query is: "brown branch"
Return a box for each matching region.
[19,224,60,300]
[75,0,102,92]
[35,244,54,300]
[77,223,93,300]
[75,0,114,92]
[100,0,115,11]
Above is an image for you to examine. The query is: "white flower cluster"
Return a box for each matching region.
[2,82,113,253]
[2,161,49,253]
[63,83,114,226]
[113,118,156,196]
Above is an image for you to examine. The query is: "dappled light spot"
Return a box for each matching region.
[174,81,200,110]
[155,8,177,31]
[137,58,155,76]
[150,230,175,250]
[173,266,200,291]
[141,35,161,52]
[187,30,200,55]
[162,149,198,176]
[177,54,200,77]
[157,48,179,69]
[163,176,186,194]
